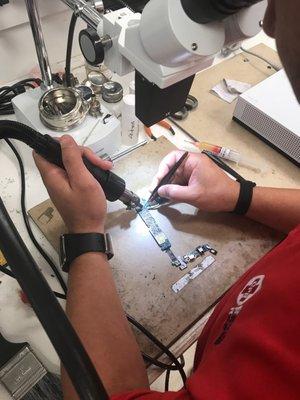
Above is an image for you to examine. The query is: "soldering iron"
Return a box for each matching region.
[0,120,141,210]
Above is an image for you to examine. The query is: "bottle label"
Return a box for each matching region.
[219,147,231,160]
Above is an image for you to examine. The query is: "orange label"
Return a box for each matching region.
[0,250,7,267]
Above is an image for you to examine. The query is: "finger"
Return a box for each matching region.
[60,135,92,186]
[80,147,113,171]
[148,175,183,193]
[158,184,192,202]
[58,136,113,171]
[33,151,68,187]
[150,151,186,191]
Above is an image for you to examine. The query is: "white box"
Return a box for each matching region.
[233,70,300,166]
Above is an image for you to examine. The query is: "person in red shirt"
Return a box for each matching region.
[34,0,300,398]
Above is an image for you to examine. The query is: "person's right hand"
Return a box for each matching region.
[151,151,240,213]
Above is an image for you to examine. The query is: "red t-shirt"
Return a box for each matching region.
[113,224,300,400]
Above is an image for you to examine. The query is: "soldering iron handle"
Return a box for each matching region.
[82,157,126,202]
[41,134,126,202]
[0,121,126,202]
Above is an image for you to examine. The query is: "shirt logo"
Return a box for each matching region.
[214,275,265,345]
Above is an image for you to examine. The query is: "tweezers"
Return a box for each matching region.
[148,151,189,204]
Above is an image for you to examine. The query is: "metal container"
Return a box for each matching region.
[39,87,89,131]
[84,71,108,94]
[84,61,113,80]
[102,81,123,103]
[75,85,94,102]
[101,81,124,117]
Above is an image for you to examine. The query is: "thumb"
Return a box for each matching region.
[158,184,191,202]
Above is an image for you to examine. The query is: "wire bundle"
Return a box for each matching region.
[0,78,41,116]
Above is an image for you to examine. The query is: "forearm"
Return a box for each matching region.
[62,253,149,399]
[246,187,300,233]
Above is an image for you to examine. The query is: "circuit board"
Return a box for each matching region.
[138,207,171,251]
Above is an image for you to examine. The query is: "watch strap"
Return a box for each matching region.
[61,233,113,273]
[233,180,256,215]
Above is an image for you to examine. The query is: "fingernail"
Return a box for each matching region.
[60,135,73,147]
[158,187,168,198]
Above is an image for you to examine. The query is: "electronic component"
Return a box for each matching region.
[183,250,199,263]
[146,196,170,210]
[165,249,187,270]
[172,255,215,293]
[183,243,218,264]
[172,274,190,294]
[196,246,205,256]
[203,244,218,255]
[166,249,181,267]
[138,206,189,269]
[138,208,171,251]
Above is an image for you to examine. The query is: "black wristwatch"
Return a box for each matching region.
[60,233,114,272]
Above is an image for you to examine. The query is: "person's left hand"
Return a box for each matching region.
[33,135,112,234]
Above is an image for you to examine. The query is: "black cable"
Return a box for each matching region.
[65,13,78,87]
[142,352,185,371]
[0,198,109,400]
[4,139,68,295]
[0,265,15,279]
[0,257,182,370]
[164,356,185,391]
[127,314,187,386]
[0,78,41,115]
[0,265,66,300]
[165,368,171,391]
[0,257,181,371]
[117,0,134,12]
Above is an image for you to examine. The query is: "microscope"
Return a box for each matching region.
[10,0,266,158]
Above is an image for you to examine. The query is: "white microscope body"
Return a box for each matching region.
[101,0,266,87]
[12,0,267,156]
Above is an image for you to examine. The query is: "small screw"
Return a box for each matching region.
[191,43,198,51]
[259,20,263,27]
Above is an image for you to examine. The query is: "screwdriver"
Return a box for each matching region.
[0,120,141,210]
